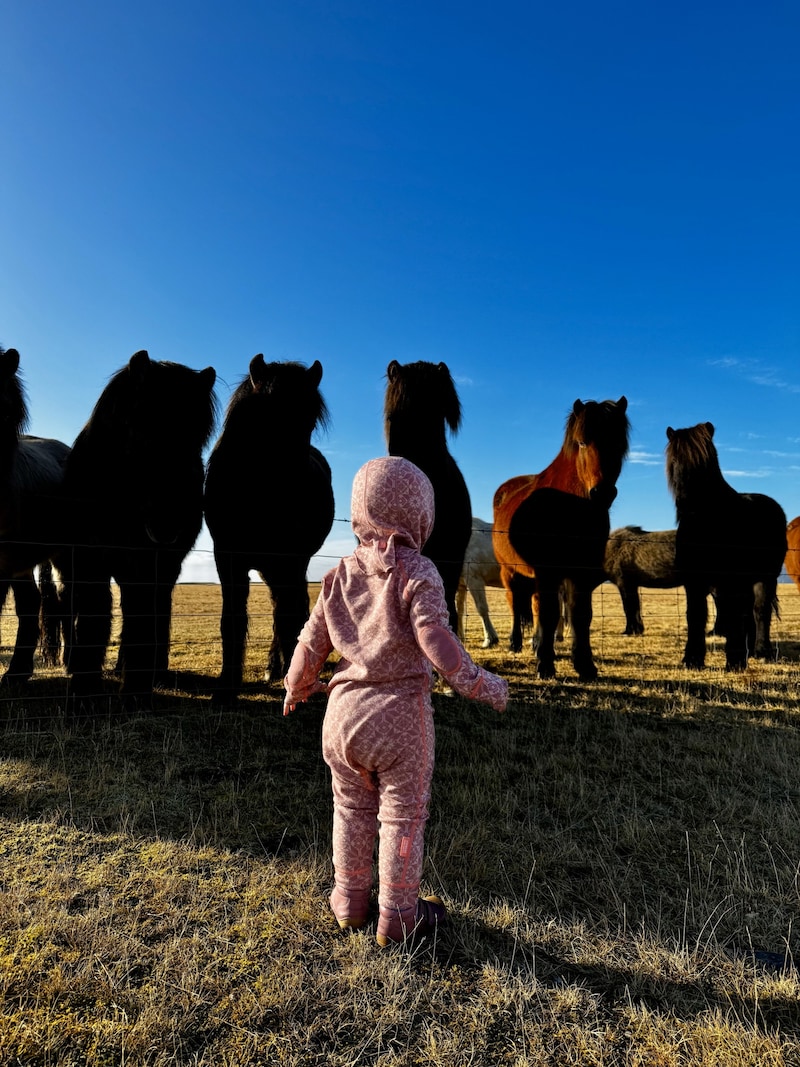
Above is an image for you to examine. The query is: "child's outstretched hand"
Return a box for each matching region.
[283,679,328,716]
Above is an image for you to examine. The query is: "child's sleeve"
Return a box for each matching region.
[409,572,508,712]
[283,597,334,710]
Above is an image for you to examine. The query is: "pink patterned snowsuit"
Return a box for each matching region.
[284,457,508,927]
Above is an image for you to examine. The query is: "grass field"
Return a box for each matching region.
[1,582,799,1065]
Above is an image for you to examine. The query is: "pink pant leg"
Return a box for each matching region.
[328,765,380,892]
[323,688,436,913]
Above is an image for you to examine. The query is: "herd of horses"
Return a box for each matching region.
[0,343,796,709]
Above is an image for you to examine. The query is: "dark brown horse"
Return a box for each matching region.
[384,360,472,632]
[55,351,217,704]
[0,347,70,685]
[603,526,680,635]
[204,356,334,706]
[665,422,786,670]
[493,397,629,680]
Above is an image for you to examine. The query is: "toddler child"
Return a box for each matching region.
[284,456,508,945]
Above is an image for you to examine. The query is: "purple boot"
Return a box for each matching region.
[376,895,448,947]
[330,886,371,931]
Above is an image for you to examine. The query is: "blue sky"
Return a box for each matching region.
[3,1,798,581]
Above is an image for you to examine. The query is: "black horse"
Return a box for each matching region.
[0,346,70,685]
[665,422,787,670]
[603,526,680,635]
[54,351,217,703]
[204,356,334,706]
[384,360,472,632]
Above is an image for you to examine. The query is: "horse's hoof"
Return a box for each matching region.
[536,663,556,680]
[482,637,499,649]
[724,660,748,673]
[577,666,599,682]
[682,658,705,670]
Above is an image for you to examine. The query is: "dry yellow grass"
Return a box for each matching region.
[1,581,799,1065]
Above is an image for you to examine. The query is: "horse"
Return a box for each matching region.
[457,518,501,648]
[493,397,629,680]
[0,346,70,685]
[603,526,680,635]
[54,350,217,703]
[384,360,472,632]
[665,422,787,670]
[204,356,334,706]
[785,517,800,594]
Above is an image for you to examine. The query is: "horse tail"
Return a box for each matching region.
[38,561,62,666]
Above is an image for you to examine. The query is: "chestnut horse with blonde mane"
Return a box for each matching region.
[493,397,629,680]
[785,517,800,595]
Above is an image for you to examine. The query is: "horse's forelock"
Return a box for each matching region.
[566,398,629,457]
[665,423,722,499]
[384,360,462,435]
[226,359,329,433]
[84,358,217,448]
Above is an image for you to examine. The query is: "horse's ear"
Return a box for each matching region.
[666,427,675,440]
[1,348,20,374]
[387,360,400,381]
[573,399,585,414]
[129,350,151,380]
[309,360,323,385]
[437,362,449,375]
[617,396,627,412]
[249,354,266,390]
[704,422,715,438]
[200,367,216,390]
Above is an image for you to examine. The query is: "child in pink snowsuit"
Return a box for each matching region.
[283,456,508,945]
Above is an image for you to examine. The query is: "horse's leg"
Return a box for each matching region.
[533,580,560,679]
[716,582,753,671]
[752,578,777,660]
[0,573,41,685]
[501,566,523,653]
[467,575,499,648]
[151,549,182,685]
[567,579,598,682]
[37,561,63,667]
[214,549,250,706]
[437,560,463,634]
[682,583,708,668]
[116,567,174,702]
[263,558,311,683]
[63,556,113,698]
[620,579,644,636]
[456,581,467,640]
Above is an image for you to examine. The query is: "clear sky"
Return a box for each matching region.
[3,1,798,581]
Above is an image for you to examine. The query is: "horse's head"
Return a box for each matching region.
[0,347,29,439]
[79,350,218,543]
[567,396,629,506]
[232,355,330,438]
[384,360,462,445]
[665,422,719,503]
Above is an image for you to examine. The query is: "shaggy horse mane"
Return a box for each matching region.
[223,355,330,435]
[665,422,722,499]
[384,360,462,438]
[81,350,218,448]
[0,346,29,437]
[563,398,630,458]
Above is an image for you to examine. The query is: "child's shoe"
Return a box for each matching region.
[330,885,371,931]
[376,895,448,946]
